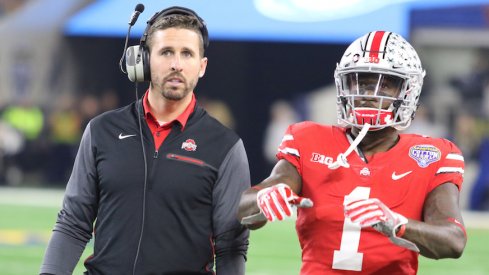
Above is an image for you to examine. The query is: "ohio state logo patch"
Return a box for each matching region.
[181,139,197,152]
[409,145,441,168]
[359,167,371,176]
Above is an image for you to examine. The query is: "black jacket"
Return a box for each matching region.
[40,99,250,275]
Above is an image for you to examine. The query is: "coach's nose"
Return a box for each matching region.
[170,56,183,72]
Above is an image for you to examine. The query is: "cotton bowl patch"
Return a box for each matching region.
[409,145,441,168]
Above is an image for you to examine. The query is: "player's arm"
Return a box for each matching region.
[403,182,467,259]
[345,182,466,258]
[237,159,305,229]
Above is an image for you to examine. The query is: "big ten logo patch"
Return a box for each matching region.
[310,152,334,166]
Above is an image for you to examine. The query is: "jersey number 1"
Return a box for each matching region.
[332,186,371,271]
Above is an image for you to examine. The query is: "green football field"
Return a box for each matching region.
[1,188,488,275]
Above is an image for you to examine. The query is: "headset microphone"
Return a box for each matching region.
[119,3,145,74]
[125,5,148,274]
[129,3,145,26]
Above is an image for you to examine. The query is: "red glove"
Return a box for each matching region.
[256,183,313,222]
[344,198,419,252]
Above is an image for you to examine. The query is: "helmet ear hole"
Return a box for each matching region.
[393,100,402,108]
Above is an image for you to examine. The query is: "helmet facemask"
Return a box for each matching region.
[336,72,416,130]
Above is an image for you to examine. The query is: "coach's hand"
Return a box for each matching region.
[344,198,419,252]
[256,183,313,222]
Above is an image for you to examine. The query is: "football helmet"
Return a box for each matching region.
[334,31,425,130]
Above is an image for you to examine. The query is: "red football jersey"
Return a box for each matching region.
[276,122,464,275]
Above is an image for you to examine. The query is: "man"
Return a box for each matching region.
[238,31,467,274]
[40,6,250,275]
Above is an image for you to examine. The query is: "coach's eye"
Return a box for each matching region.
[181,51,193,58]
[161,50,172,56]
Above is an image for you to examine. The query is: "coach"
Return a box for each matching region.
[40,6,250,275]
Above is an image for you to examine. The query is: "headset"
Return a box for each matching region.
[125,6,209,82]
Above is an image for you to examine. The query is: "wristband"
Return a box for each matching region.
[251,185,263,191]
[395,224,406,237]
[447,217,467,238]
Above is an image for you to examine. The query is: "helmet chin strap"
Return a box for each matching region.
[328,123,371,170]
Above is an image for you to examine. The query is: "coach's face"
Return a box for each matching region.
[149,28,207,101]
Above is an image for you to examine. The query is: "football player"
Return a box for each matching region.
[238,31,467,274]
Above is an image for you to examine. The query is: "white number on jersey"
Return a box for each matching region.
[332,186,371,271]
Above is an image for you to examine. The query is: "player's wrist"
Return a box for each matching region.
[392,212,408,237]
[395,224,406,237]
[251,185,263,191]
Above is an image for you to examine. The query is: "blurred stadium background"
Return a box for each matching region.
[1,0,489,274]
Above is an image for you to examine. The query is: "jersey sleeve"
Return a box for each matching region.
[276,123,303,176]
[429,139,465,192]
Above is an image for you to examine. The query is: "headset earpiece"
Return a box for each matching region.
[126,45,149,82]
[125,6,209,83]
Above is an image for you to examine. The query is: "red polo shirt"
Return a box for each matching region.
[143,91,196,150]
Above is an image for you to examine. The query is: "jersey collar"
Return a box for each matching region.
[142,90,196,131]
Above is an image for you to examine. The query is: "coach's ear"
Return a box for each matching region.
[198,57,208,78]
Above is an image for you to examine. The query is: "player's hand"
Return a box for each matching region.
[344,198,404,235]
[344,198,419,252]
[256,183,313,222]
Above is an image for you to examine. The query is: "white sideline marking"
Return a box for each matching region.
[1,187,489,229]
[0,186,64,208]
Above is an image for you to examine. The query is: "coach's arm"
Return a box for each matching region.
[40,123,97,275]
[214,140,250,274]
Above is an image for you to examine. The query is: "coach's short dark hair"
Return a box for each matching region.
[147,14,205,57]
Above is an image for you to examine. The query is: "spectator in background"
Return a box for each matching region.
[448,49,489,211]
[453,112,480,161]
[1,97,46,184]
[99,88,120,113]
[449,49,489,116]
[78,93,100,130]
[0,119,24,185]
[0,0,30,17]
[469,138,489,211]
[448,49,489,161]
[404,105,448,138]
[45,94,82,185]
[2,98,44,142]
[199,97,236,129]
[263,100,298,165]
